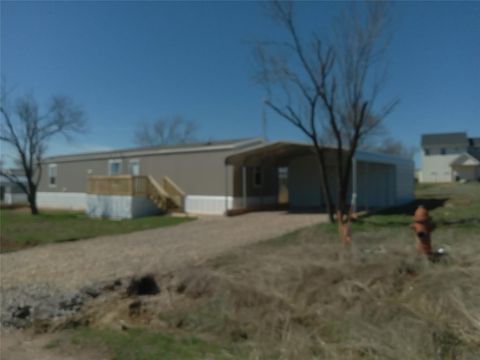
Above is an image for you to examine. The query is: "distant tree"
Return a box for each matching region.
[372,137,416,159]
[134,116,197,147]
[0,93,86,214]
[254,1,396,231]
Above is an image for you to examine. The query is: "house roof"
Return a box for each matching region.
[0,168,27,184]
[450,153,480,167]
[421,132,468,147]
[469,137,480,147]
[43,138,265,163]
[467,148,480,162]
[0,168,25,177]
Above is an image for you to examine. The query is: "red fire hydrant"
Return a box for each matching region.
[337,209,353,245]
[411,206,435,255]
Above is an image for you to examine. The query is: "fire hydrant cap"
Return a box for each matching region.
[414,206,430,222]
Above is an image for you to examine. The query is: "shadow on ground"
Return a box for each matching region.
[372,198,448,216]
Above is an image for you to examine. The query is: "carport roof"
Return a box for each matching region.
[226,141,413,167]
[226,141,313,166]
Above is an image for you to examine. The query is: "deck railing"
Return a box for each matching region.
[87,175,185,211]
[87,175,149,196]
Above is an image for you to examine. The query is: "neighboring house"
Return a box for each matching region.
[0,168,28,205]
[420,132,480,183]
[37,138,414,218]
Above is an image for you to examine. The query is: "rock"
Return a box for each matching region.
[13,306,31,319]
[0,284,90,329]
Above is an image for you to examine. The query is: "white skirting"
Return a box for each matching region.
[37,192,277,216]
[86,194,162,219]
[185,195,277,215]
[37,192,87,210]
[3,192,28,205]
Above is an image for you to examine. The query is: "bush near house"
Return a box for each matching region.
[0,209,194,253]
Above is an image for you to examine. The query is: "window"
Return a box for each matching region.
[108,159,122,175]
[48,164,57,187]
[128,159,140,175]
[253,167,263,188]
[424,149,430,155]
[440,148,446,155]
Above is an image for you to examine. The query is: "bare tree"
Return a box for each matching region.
[0,93,86,214]
[371,137,416,159]
[254,1,396,231]
[134,116,197,147]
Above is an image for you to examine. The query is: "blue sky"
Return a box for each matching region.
[1,1,479,165]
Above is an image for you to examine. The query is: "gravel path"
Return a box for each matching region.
[1,212,325,293]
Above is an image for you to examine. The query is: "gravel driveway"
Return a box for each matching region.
[1,211,325,297]
[1,211,325,358]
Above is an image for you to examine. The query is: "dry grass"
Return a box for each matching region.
[49,183,480,359]
[160,226,480,360]
[66,225,480,359]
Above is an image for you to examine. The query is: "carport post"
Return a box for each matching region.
[224,164,229,214]
[242,166,247,209]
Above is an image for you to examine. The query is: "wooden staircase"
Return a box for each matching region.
[87,175,186,214]
[146,176,185,213]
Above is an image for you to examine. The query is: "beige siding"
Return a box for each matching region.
[39,158,109,194]
[39,148,277,198]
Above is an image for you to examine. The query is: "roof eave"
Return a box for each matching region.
[43,138,265,163]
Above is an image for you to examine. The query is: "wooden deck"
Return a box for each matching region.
[87,175,185,211]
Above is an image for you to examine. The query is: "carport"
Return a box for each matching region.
[225,142,341,212]
[225,142,414,212]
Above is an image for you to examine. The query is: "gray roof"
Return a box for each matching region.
[468,148,480,161]
[0,168,27,184]
[43,138,265,163]
[469,137,480,147]
[450,152,480,166]
[421,132,468,147]
[0,168,25,177]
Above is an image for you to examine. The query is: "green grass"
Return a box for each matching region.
[353,182,480,231]
[0,209,194,252]
[70,327,243,360]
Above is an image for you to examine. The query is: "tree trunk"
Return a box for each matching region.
[27,185,39,215]
[321,172,335,223]
[313,146,335,223]
[336,149,357,244]
[28,193,39,215]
